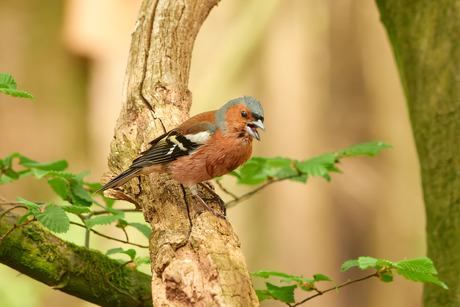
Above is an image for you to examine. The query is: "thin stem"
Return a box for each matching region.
[92,209,141,216]
[289,273,379,307]
[69,221,148,248]
[122,227,129,242]
[0,205,27,220]
[214,180,238,200]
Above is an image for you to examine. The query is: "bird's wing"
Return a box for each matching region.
[130,121,217,168]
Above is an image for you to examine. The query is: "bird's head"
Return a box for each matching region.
[215,96,265,140]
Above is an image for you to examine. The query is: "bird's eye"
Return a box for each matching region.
[241,111,248,118]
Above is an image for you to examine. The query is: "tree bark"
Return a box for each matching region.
[375,1,460,306]
[0,209,152,307]
[103,0,259,306]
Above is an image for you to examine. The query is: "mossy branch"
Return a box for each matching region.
[0,208,152,307]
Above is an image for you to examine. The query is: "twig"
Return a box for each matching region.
[121,227,129,242]
[0,218,37,245]
[0,201,45,206]
[92,209,141,216]
[214,180,238,200]
[69,221,148,248]
[225,178,284,208]
[0,205,27,220]
[289,273,379,307]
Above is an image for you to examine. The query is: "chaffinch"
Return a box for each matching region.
[97,96,265,218]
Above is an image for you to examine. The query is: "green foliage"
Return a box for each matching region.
[106,247,137,260]
[251,270,337,303]
[0,73,35,100]
[128,222,152,239]
[229,142,392,185]
[16,197,70,233]
[252,256,447,304]
[340,256,448,289]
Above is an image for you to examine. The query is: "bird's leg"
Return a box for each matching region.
[198,182,227,216]
[190,185,226,220]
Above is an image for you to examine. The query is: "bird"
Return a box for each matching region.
[96,96,265,219]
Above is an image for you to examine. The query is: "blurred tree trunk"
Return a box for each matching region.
[103,0,259,306]
[375,1,460,306]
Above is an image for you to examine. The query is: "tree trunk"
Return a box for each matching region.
[375,1,460,306]
[103,0,259,306]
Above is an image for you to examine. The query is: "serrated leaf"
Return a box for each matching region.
[396,269,448,289]
[358,257,379,270]
[69,171,93,207]
[47,177,70,200]
[341,259,360,272]
[251,270,295,279]
[19,156,67,171]
[85,214,123,230]
[265,282,296,304]
[129,222,152,239]
[0,73,17,89]
[343,142,393,157]
[45,170,75,179]
[395,257,437,275]
[61,206,92,214]
[34,206,70,233]
[255,290,274,302]
[0,88,35,100]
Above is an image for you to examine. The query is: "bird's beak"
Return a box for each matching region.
[246,119,265,141]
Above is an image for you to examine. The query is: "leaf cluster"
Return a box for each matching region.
[227,142,393,185]
[251,256,447,306]
[0,153,151,237]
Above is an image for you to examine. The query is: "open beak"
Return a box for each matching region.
[245,119,265,141]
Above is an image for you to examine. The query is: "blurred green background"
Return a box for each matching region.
[0,0,425,306]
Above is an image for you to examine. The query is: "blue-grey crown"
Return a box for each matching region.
[215,96,264,131]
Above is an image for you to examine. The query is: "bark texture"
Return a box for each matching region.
[103,0,259,306]
[0,209,152,307]
[375,1,460,306]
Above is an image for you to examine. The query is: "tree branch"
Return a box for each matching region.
[0,208,152,307]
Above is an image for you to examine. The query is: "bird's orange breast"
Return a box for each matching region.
[166,130,253,186]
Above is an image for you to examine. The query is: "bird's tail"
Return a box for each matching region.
[94,168,142,194]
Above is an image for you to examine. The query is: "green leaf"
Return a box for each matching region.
[289,174,308,183]
[19,155,68,171]
[251,270,295,279]
[61,206,92,214]
[255,290,274,302]
[237,157,269,185]
[33,169,50,179]
[106,247,124,256]
[3,152,20,167]
[341,259,360,272]
[0,88,35,100]
[47,177,70,200]
[4,168,19,180]
[265,282,296,304]
[313,274,338,292]
[16,197,40,210]
[0,73,17,89]
[17,211,34,224]
[358,256,379,270]
[396,269,448,289]
[105,247,136,260]
[296,153,336,177]
[85,214,123,230]
[129,222,152,239]
[395,257,437,275]
[34,205,70,233]
[379,271,394,283]
[343,142,393,157]
[45,170,75,179]
[69,170,93,207]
